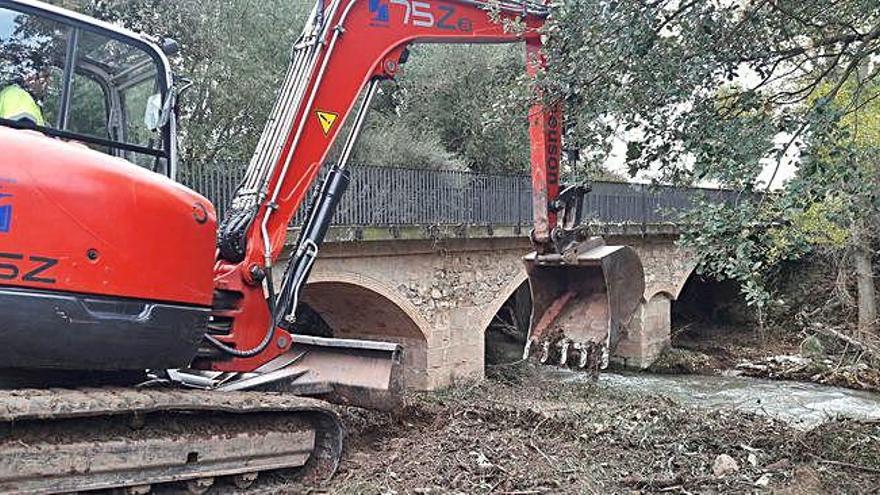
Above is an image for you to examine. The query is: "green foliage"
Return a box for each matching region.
[786,200,849,249]
[541,1,880,181]
[539,1,880,317]
[682,198,795,311]
[351,107,466,170]
[358,44,531,172]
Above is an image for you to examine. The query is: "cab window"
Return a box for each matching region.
[0,5,170,173]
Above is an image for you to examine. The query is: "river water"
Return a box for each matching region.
[552,369,880,429]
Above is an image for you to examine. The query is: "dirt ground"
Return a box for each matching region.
[196,321,880,495]
[239,365,880,495]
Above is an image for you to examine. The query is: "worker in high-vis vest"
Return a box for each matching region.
[0,83,45,126]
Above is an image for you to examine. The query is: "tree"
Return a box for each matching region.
[795,81,880,334]
[388,43,530,173]
[536,1,880,334]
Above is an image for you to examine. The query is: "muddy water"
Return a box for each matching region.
[553,369,880,429]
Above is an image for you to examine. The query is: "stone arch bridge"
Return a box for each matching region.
[190,165,737,390]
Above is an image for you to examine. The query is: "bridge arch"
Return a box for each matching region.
[302,272,431,390]
[481,272,532,367]
[649,289,676,302]
[672,270,749,329]
[479,272,529,337]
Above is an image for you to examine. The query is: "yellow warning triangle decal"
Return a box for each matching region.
[316,110,338,136]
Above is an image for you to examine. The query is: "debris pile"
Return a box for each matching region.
[737,355,880,393]
[271,365,880,494]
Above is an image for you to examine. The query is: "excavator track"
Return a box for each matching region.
[0,388,343,494]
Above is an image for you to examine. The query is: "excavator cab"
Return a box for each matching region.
[0,0,178,175]
[0,0,216,376]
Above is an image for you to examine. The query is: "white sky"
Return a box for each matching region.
[602,132,800,190]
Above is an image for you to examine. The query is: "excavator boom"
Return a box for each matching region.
[209,0,643,377]
[207,0,556,375]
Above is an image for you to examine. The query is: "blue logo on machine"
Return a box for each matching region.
[370,0,390,25]
[0,193,11,233]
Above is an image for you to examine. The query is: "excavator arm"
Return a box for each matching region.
[192,0,643,393]
[202,0,560,373]
[0,1,645,491]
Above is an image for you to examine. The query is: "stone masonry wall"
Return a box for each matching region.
[285,232,696,390]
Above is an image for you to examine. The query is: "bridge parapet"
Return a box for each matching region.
[183,164,738,228]
[289,222,682,245]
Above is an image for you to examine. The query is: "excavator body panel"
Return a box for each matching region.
[0,127,216,371]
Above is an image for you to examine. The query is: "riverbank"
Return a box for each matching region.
[257,366,880,495]
[649,323,880,393]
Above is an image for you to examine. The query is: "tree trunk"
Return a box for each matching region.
[854,243,877,335]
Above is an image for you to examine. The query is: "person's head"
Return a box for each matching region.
[19,66,51,100]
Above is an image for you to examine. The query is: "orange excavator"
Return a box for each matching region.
[0,0,644,492]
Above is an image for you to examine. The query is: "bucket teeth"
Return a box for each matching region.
[574,343,589,369]
[523,337,609,375]
[558,339,570,366]
[539,341,551,364]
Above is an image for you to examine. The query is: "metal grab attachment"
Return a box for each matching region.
[523,237,645,374]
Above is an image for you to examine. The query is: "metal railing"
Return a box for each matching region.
[181,165,738,227]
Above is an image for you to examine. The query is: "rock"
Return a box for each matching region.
[764,458,791,471]
[754,473,772,488]
[769,355,810,366]
[748,453,758,467]
[431,288,442,299]
[473,451,493,472]
[787,466,822,493]
[713,454,740,477]
[648,347,714,374]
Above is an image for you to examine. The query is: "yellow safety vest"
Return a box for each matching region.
[0,85,44,126]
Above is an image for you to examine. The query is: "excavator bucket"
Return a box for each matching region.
[523,237,645,372]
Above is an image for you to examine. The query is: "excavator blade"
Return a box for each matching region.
[523,237,645,372]
[231,335,404,411]
[175,335,404,411]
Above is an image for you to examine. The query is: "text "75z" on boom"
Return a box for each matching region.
[390,0,473,32]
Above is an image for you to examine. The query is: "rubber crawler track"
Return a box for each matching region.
[0,388,343,494]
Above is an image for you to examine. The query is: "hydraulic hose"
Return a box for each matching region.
[206,268,278,358]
